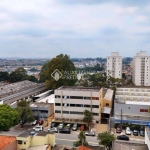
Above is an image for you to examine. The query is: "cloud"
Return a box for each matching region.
[0,0,150,58]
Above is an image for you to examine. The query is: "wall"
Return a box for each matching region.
[145,128,150,150]
[17,136,31,150]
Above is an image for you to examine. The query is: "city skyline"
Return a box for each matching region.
[0,0,150,58]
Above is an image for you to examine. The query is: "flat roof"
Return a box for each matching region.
[102,107,111,114]
[28,145,49,150]
[30,102,53,108]
[56,86,101,91]
[36,94,54,103]
[18,130,54,137]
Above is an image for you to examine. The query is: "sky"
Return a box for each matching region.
[0,0,150,58]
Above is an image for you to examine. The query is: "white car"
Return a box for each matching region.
[31,120,37,125]
[85,131,95,136]
[33,126,43,131]
[48,127,58,133]
[125,127,131,135]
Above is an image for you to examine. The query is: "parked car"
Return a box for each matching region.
[72,123,78,131]
[85,131,95,136]
[48,127,58,133]
[125,127,131,135]
[117,135,129,141]
[58,123,64,130]
[31,120,38,125]
[139,130,145,137]
[33,126,43,131]
[66,124,71,129]
[59,128,71,134]
[116,126,122,133]
[38,120,43,125]
[80,125,85,131]
[133,130,138,136]
[51,122,56,128]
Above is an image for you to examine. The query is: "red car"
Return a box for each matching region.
[80,125,85,131]
[38,120,43,125]
[116,126,122,133]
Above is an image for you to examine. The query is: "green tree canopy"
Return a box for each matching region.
[83,110,93,130]
[0,71,9,82]
[0,104,19,130]
[74,131,88,147]
[41,54,77,89]
[97,132,116,150]
[17,100,34,128]
[9,67,28,82]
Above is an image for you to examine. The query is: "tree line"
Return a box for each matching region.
[0,67,38,83]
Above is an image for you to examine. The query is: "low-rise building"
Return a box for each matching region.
[114,87,150,124]
[145,126,150,150]
[55,86,114,123]
[16,130,55,150]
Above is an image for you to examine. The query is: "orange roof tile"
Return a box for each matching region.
[78,146,92,150]
[0,136,16,150]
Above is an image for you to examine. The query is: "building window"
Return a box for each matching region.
[92,105,99,108]
[55,110,61,113]
[92,113,99,116]
[92,97,99,100]
[55,103,61,106]
[24,142,26,145]
[62,111,69,114]
[70,104,75,107]
[70,111,83,115]
[18,140,22,144]
[63,103,69,107]
[106,103,109,106]
[70,96,83,99]
[140,109,148,112]
[62,95,69,99]
[55,95,61,98]
[84,97,91,100]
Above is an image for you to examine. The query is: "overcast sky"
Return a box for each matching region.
[0,0,150,58]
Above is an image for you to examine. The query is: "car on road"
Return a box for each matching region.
[38,120,43,125]
[33,126,43,131]
[125,127,131,135]
[58,123,64,130]
[72,123,78,131]
[116,126,122,133]
[48,127,58,133]
[133,129,138,136]
[85,131,95,136]
[31,120,38,126]
[117,135,129,141]
[66,124,71,129]
[51,122,57,128]
[139,130,145,137]
[59,128,71,134]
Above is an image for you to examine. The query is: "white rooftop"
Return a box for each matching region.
[36,94,54,104]
[102,107,111,114]
[126,101,150,105]
[104,89,113,101]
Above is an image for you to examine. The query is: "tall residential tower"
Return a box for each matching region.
[132,51,150,86]
[107,52,122,79]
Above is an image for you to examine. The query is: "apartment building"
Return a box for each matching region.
[132,51,150,86]
[107,52,122,79]
[54,87,114,123]
[114,87,150,124]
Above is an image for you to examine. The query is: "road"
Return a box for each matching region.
[55,133,99,147]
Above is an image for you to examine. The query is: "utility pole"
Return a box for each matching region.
[120,109,123,130]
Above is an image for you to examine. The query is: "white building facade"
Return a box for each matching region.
[114,87,150,125]
[107,52,122,79]
[132,51,150,86]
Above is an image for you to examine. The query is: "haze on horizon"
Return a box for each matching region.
[0,0,150,58]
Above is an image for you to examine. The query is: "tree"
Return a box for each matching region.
[43,54,77,89]
[29,75,38,83]
[97,132,116,150]
[9,67,28,82]
[83,110,93,130]
[17,100,34,128]
[0,105,19,131]
[74,130,88,147]
[0,71,9,82]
